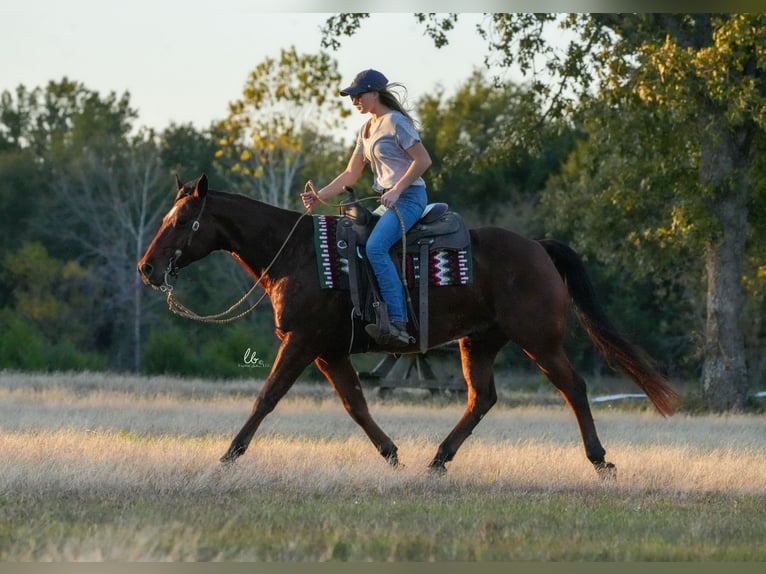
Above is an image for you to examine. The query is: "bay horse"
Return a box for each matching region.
[138,174,680,477]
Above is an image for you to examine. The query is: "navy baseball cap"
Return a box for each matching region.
[339,69,389,96]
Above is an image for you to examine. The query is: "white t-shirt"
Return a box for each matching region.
[352,111,426,192]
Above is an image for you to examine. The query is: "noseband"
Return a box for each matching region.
[160,195,207,293]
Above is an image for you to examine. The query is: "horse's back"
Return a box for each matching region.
[469,226,554,274]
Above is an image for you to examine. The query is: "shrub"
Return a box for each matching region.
[0,315,47,370]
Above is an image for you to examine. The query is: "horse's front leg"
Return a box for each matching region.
[220,332,316,464]
[314,353,400,467]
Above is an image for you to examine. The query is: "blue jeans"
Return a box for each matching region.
[366,185,427,323]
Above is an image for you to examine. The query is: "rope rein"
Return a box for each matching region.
[163,181,410,325]
[163,188,312,324]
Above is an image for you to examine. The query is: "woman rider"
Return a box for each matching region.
[301,69,432,347]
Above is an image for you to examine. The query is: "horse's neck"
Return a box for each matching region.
[213,191,302,279]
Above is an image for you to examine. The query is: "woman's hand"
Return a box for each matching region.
[380,187,402,209]
[301,190,318,209]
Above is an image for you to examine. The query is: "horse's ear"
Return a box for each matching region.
[175,174,184,192]
[194,174,208,198]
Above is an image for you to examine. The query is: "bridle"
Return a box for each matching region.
[157,190,307,324]
[160,194,207,293]
[153,181,410,326]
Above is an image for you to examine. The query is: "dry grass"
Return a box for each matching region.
[1,371,765,560]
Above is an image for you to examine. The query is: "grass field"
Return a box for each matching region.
[1,371,765,561]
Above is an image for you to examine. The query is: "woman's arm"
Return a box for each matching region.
[301,153,366,208]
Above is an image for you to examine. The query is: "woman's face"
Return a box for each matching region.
[350,91,378,114]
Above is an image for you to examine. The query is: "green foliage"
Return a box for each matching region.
[160,122,220,180]
[0,78,135,162]
[215,47,348,209]
[0,314,105,371]
[539,105,703,277]
[143,327,197,376]
[0,148,44,263]
[143,322,280,380]
[0,241,104,371]
[416,70,575,232]
[0,314,47,370]
[2,18,765,397]
[47,340,106,371]
[320,13,371,51]
[414,13,459,49]
[2,242,92,343]
[4,242,62,325]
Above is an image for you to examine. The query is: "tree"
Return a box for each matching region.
[50,129,170,370]
[0,241,103,370]
[322,13,766,411]
[0,82,116,274]
[416,69,575,232]
[6,78,170,370]
[1,79,142,368]
[539,14,766,410]
[215,47,349,209]
[160,122,220,180]
[2,241,89,339]
[0,146,44,274]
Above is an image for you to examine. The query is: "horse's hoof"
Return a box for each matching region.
[381,445,400,468]
[594,461,617,481]
[428,462,447,476]
[219,450,242,466]
[220,443,247,466]
[386,454,402,468]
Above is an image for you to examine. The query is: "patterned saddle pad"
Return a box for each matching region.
[312,215,472,290]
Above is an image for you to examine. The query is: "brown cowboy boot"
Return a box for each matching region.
[365,321,414,348]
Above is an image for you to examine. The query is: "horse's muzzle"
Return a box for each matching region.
[137,261,161,287]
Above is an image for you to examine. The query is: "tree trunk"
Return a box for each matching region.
[133,265,143,373]
[700,129,750,411]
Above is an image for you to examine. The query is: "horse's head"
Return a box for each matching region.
[137,174,217,290]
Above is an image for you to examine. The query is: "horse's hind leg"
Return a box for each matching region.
[315,354,400,466]
[428,332,502,473]
[529,346,616,479]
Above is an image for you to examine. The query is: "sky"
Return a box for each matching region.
[1,1,510,137]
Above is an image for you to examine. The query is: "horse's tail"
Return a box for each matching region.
[538,238,681,417]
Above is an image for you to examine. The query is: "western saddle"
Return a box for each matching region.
[335,188,470,353]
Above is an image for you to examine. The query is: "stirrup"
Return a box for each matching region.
[365,321,413,347]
